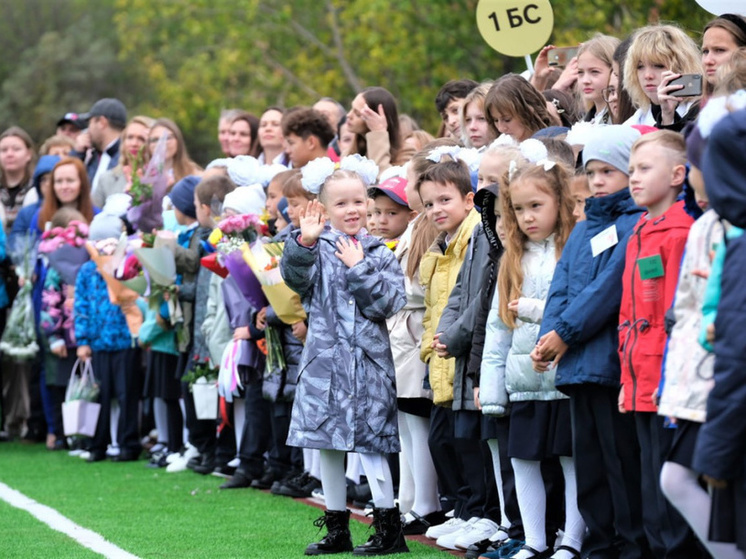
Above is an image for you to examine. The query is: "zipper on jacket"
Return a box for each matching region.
[625,221,647,411]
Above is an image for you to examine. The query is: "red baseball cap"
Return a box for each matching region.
[368,176,408,207]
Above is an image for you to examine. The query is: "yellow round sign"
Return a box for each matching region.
[476,0,554,57]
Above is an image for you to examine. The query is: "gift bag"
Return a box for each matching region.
[62,359,101,437]
[192,377,218,420]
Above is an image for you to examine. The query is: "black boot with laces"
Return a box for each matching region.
[305,509,354,555]
[353,506,409,556]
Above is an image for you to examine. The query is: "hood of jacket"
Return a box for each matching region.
[704,108,746,227]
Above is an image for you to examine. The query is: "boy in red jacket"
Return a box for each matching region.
[618,130,700,557]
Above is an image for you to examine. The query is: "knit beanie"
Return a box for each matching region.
[169,175,200,219]
[582,125,641,175]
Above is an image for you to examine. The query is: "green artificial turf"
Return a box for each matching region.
[0,443,450,558]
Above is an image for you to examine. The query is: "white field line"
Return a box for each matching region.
[0,481,140,559]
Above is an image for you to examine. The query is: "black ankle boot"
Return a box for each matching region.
[305,509,354,556]
[353,506,409,556]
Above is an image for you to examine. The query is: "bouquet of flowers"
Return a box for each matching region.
[242,240,306,325]
[127,133,170,233]
[39,221,90,286]
[0,233,39,360]
[209,214,268,310]
[133,246,183,335]
[86,238,144,337]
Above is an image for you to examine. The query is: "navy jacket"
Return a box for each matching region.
[540,189,642,390]
[693,108,746,480]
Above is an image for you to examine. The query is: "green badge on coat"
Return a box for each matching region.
[638,254,664,280]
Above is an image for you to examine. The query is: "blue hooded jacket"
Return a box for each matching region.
[539,188,642,389]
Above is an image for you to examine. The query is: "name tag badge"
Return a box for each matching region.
[638,254,664,280]
[590,224,619,257]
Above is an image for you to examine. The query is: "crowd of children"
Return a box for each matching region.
[0,13,745,559]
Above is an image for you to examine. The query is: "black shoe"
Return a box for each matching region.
[146,452,169,468]
[465,538,495,559]
[111,450,140,462]
[192,454,215,475]
[186,455,202,470]
[347,479,373,508]
[401,510,447,536]
[86,451,108,463]
[353,506,409,556]
[251,468,282,490]
[219,471,254,489]
[274,471,321,498]
[212,464,236,479]
[305,509,354,555]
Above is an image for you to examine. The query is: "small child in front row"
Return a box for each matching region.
[75,212,143,462]
[281,158,408,556]
[531,126,649,558]
[480,147,583,559]
[616,130,699,557]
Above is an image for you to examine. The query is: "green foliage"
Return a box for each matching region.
[0,0,718,163]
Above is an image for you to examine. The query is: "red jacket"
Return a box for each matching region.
[618,201,693,412]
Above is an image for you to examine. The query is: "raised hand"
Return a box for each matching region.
[657,70,683,126]
[299,200,326,246]
[360,103,388,132]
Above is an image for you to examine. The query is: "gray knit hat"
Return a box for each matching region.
[582,125,641,175]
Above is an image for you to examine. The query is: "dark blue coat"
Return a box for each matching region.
[539,189,642,390]
[693,108,746,481]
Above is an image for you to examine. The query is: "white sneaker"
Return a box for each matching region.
[79,451,91,460]
[166,455,188,473]
[425,517,467,540]
[436,517,480,550]
[455,518,500,550]
[227,457,240,468]
[106,444,120,457]
[68,449,84,457]
[489,525,510,543]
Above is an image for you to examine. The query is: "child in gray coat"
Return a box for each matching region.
[281,157,407,556]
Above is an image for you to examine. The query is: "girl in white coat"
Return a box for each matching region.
[480,141,582,559]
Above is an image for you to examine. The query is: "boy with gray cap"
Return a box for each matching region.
[531,126,650,559]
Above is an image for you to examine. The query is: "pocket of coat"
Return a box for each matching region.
[363,357,397,437]
[297,347,334,431]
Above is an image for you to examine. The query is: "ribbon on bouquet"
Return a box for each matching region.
[218,339,243,402]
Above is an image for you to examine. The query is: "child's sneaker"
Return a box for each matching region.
[436,516,479,550]
[455,518,500,550]
[425,516,467,540]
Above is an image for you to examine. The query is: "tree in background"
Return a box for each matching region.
[0,0,713,164]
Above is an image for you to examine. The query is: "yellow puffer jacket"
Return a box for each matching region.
[419,210,480,406]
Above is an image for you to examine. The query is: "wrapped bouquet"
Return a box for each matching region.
[242,240,306,325]
[127,134,170,233]
[209,213,268,310]
[0,233,39,360]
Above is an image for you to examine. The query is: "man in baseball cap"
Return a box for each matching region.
[73,98,127,195]
[56,112,85,139]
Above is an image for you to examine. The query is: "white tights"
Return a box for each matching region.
[661,461,745,559]
[320,449,395,512]
[510,456,585,559]
[398,411,440,516]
